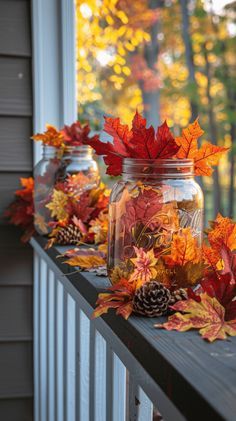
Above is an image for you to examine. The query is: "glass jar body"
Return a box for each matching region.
[33,145,99,235]
[108,159,204,288]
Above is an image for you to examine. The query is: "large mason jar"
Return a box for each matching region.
[108,158,204,288]
[34,145,99,235]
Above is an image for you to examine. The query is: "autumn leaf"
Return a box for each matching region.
[202,244,220,269]
[207,214,236,253]
[172,261,204,288]
[194,142,229,176]
[154,121,180,158]
[104,116,133,156]
[66,173,92,197]
[88,111,179,176]
[46,189,69,221]
[124,188,163,229]
[130,247,158,285]
[175,119,203,159]
[170,227,201,266]
[155,293,236,342]
[92,278,135,320]
[34,213,48,234]
[188,267,236,321]
[4,176,35,242]
[61,121,99,147]
[89,212,108,244]
[220,245,236,281]
[66,191,94,222]
[64,248,106,268]
[15,177,34,201]
[129,111,156,158]
[31,124,64,147]
[175,120,228,176]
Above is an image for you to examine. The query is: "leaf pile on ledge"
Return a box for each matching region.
[4,177,35,242]
[46,183,110,249]
[89,215,236,342]
[85,111,228,176]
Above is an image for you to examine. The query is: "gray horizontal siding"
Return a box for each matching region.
[0,57,32,116]
[0,342,33,398]
[0,247,33,286]
[0,117,32,171]
[0,0,33,418]
[0,286,32,339]
[0,0,31,57]
[0,398,33,421]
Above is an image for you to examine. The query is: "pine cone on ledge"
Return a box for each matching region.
[133,281,171,317]
[54,224,81,245]
[169,288,188,305]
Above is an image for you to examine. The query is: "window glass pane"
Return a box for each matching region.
[76,0,236,219]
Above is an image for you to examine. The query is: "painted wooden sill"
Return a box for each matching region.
[31,235,236,421]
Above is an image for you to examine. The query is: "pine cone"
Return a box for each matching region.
[55,224,81,245]
[133,281,171,317]
[169,288,188,305]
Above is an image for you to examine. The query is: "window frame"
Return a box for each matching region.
[31,0,77,164]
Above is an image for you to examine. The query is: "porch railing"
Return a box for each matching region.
[31,237,236,421]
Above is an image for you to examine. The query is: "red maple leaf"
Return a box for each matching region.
[189,272,236,321]
[154,121,180,158]
[124,188,163,229]
[129,111,156,158]
[62,121,99,147]
[220,245,236,281]
[66,192,94,222]
[87,111,179,176]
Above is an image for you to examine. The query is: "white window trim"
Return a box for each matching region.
[32,0,77,165]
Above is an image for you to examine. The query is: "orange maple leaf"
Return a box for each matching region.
[175,119,204,159]
[207,214,236,252]
[175,120,228,176]
[92,278,135,320]
[155,293,236,342]
[31,124,64,147]
[194,142,229,176]
[170,227,201,266]
[15,177,34,199]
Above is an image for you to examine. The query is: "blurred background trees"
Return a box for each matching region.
[76,0,236,221]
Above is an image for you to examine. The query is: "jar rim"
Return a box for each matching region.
[122,158,194,178]
[63,144,92,151]
[123,158,194,167]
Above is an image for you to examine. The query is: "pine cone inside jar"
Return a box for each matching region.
[133,281,171,317]
[55,224,81,245]
[169,288,188,305]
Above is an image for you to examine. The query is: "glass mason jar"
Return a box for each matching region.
[34,145,99,235]
[58,145,99,196]
[108,158,204,288]
[34,146,61,235]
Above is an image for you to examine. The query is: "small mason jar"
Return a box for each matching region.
[58,145,99,196]
[34,146,61,234]
[34,145,99,235]
[108,158,204,285]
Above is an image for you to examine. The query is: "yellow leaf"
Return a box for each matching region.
[64,254,106,268]
[46,189,69,221]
